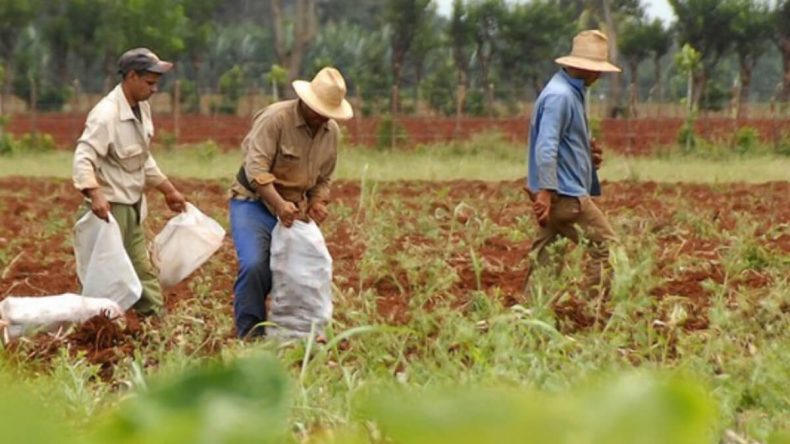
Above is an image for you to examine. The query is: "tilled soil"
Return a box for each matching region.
[0,177,787,371]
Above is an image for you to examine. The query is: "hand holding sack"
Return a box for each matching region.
[152,203,225,289]
[74,212,142,310]
[268,220,333,338]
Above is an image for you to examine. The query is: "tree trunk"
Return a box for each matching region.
[391,58,402,115]
[653,56,663,104]
[414,64,423,115]
[454,69,467,136]
[781,38,790,106]
[1,58,14,114]
[736,59,753,121]
[271,0,317,91]
[600,0,621,117]
[628,59,638,118]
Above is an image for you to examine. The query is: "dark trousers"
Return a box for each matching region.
[229,199,277,338]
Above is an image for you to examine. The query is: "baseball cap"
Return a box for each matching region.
[117,48,173,76]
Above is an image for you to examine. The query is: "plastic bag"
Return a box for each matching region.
[151,203,225,288]
[74,212,142,310]
[0,293,123,343]
[268,220,333,338]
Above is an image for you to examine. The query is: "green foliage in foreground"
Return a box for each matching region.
[0,354,721,444]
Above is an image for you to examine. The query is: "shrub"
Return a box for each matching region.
[376,115,409,150]
[732,126,760,155]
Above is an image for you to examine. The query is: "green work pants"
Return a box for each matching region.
[77,202,163,315]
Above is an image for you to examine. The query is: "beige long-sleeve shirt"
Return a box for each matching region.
[72,84,167,205]
[229,99,339,215]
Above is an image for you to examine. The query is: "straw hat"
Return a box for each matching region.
[292,67,354,120]
[555,30,621,73]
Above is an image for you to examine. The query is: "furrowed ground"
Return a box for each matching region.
[0,171,787,441]
[1,126,789,442]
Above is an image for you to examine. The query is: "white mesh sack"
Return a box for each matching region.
[268,220,333,338]
[152,203,225,289]
[0,293,123,343]
[74,212,142,310]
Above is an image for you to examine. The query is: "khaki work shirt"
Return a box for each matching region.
[230,99,339,215]
[72,84,167,205]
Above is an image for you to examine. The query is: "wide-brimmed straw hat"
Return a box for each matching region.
[292,67,354,121]
[555,30,621,73]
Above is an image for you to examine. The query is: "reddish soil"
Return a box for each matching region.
[8,114,790,154]
[0,178,787,369]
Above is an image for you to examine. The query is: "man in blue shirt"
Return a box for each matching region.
[526,30,621,298]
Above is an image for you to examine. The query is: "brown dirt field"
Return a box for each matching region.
[8,114,790,154]
[0,178,787,369]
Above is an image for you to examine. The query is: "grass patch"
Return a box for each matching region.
[1,137,788,183]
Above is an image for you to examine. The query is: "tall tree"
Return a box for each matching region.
[669,0,740,109]
[500,0,574,98]
[467,0,506,116]
[644,18,673,105]
[0,0,39,112]
[384,0,431,114]
[730,0,772,119]
[577,0,644,117]
[270,0,318,86]
[618,17,653,117]
[775,0,790,105]
[409,4,443,112]
[449,0,475,121]
[182,0,223,90]
[95,0,188,90]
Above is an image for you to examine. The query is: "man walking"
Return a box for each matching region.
[229,67,353,338]
[73,48,187,315]
[526,30,621,297]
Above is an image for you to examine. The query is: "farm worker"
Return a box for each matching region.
[525,30,621,298]
[228,67,353,338]
[72,48,187,316]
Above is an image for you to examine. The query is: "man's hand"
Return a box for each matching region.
[87,189,111,222]
[156,179,187,213]
[523,184,537,202]
[591,137,603,170]
[276,200,299,227]
[533,190,553,227]
[164,189,187,213]
[308,201,329,224]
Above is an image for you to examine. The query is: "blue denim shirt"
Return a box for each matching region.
[527,69,601,197]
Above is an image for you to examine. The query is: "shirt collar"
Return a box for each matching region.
[291,99,329,131]
[558,69,587,98]
[113,84,139,122]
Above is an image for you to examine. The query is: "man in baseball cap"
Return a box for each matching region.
[117,47,174,75]
[72,47,185,316]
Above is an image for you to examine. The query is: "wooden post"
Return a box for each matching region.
[173,79,181,141]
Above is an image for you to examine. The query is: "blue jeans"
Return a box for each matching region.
[229,199,278,338]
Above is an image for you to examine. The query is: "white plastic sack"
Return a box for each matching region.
[151,203,225,288]
[269,220,333,338]
[74,212,142,310]
[0,293,123,343]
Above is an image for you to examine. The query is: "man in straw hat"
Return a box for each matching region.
[228,66,353,338]
[525,30,621,301]
[72,48,187,316]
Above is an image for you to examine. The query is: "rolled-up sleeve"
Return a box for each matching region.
[72,113,109,191]
[534,94,569,191]
[243,115,281,187]
[143,154,167,187]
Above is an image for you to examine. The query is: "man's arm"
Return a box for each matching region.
[73,114,111,221]
[243,114,299,227]
[532,94,569,226]
[306,143,337,224]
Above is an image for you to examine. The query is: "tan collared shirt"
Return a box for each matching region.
[230,99,339,214]
[72,84,167,205]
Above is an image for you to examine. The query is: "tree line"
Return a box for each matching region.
[0,0,788,118]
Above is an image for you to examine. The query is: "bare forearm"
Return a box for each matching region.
[257,182,288,210]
